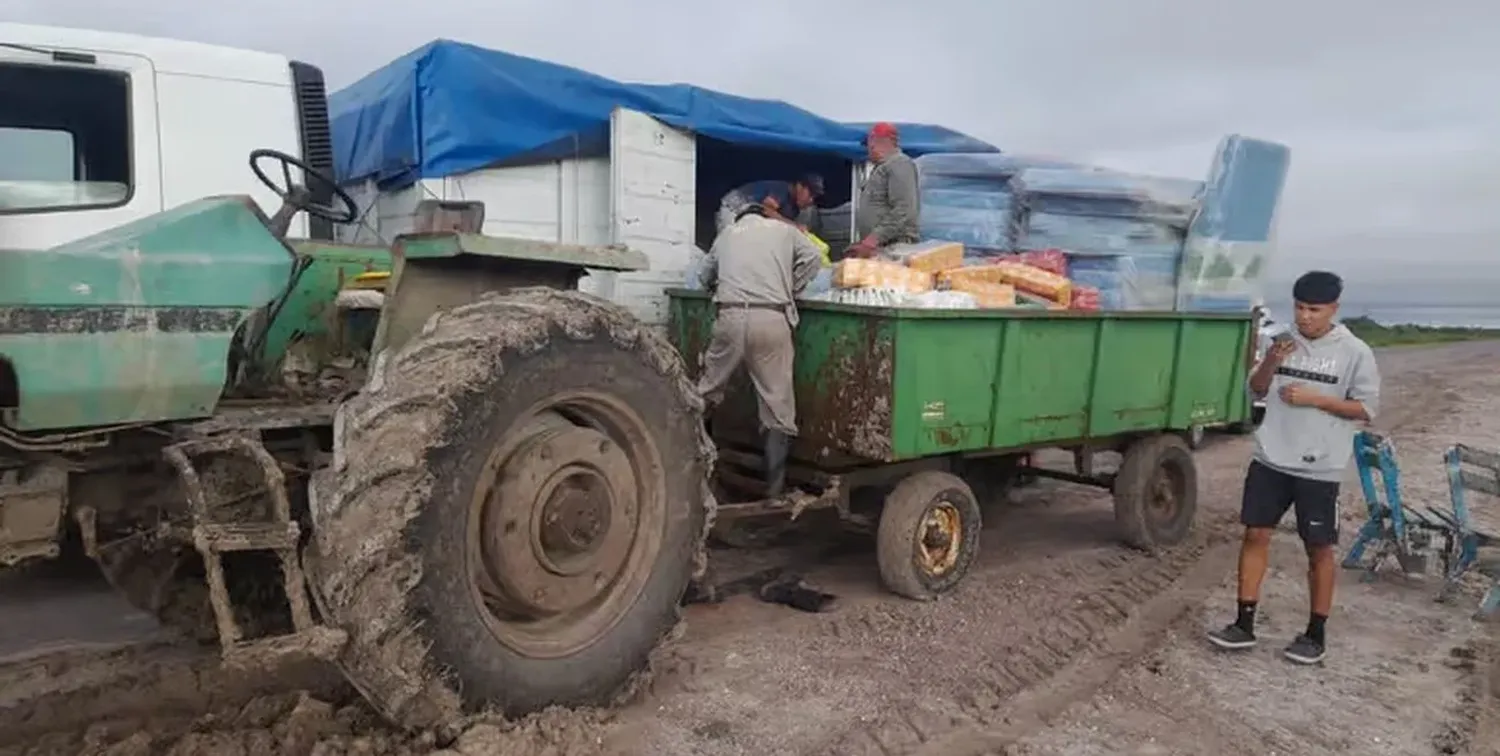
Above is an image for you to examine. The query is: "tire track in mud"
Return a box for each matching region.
[810,518,1242,756]
[809,342,1500,756]
[0,643,349,747]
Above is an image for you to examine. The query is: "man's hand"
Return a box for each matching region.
[844,235,878,259]
[1279,383,1324,408]
[1266,337,1296,364]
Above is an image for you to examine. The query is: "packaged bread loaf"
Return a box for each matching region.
[946,279,1016,308]
[832,258,934,293]
[938,264,1008,287]
[891,240,965,274]
[995,262,1072,303]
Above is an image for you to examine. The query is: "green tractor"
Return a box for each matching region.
[0,148,713,729]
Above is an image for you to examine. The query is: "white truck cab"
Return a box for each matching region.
[0,23,332,249]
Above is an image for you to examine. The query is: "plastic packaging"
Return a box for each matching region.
[994,262,1072,304]
[888,240,964,274]
[1176,135,1290,312]
[802,266,834,297]
[1014,213,1187,260]
[946,280,1016,308]
[1008,166,1197,312]
[682,246,711,291]
[938,264,1008,287]
[832,259,934,293]
[806,288,977,310]
[1010,168,1201,223]
[1070,286,1101,311]
[905,290,980,309]
[1015,249,1068,277]
[1067,254,1178,311]
[916,153,1080,257]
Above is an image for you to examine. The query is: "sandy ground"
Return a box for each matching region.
[1,340,1497,756]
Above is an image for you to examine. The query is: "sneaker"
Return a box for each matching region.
[1283,634,1326,665]
[1207,623,1257,650]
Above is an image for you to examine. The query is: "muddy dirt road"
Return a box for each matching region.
[2,340,1497,756]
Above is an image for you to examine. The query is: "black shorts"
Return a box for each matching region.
[1241,460,1341,547]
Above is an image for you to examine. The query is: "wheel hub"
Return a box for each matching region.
[479,425,639,619]
[916,502,962,577]
[539,470,613,560]
[1150,473,1179,514]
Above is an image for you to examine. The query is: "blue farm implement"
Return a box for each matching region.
[1342,430,1500,620]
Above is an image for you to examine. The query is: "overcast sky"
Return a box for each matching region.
[9,0,1497,294]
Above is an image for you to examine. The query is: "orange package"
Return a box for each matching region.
[895,241,965,274]
[832,258,934,293]
[947,279,1016,308]
[938,264,1008,287]
[995,262,1072,303]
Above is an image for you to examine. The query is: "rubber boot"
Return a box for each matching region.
[764,430,790,498]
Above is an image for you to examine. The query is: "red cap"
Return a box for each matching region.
[867,122,899,141]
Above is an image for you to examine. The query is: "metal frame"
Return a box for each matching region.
[711,441,1123,525]
[1342,430,1500,620]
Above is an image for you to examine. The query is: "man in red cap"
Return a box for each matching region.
[846,122,920,259]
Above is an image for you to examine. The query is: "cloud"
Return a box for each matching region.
[8,0,1497,280]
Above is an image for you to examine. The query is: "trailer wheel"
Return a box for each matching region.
[876,471,982,601]
[1113,434,1198,550]
[307,289,711,730]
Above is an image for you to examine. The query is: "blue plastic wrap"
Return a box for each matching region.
[1011,169,1201,221]
[1006,166,1207,311]
[330,40,998,188]
[1068,254,1181,311]
[916,153,1079,256]
[1015,213,1186,259]
[919,190,1015,252]
[1176,135,1290,311]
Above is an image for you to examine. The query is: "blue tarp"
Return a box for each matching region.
[331,40,998,188]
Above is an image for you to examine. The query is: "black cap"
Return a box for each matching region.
[798,173,825,199]
[1292,271,1343,305]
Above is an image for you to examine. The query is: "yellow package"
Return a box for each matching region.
[832,259,934,293]
[938,264,1008,287]
[896,241,965,274]
[996,262,1072,303]
[948,280,1016,308]
[807,231,832,267]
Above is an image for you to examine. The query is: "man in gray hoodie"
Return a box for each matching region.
[1208,271,1381,665]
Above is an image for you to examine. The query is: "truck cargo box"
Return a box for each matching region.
[669,289,1253,463]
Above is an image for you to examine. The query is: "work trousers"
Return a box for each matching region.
[697,306,797,436]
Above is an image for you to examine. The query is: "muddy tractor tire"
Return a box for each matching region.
[1112,434,1198,551]
[306,289,713,729]
[875,471,982,601]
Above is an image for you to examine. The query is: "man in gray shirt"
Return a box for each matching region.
[847,122,920,259]
[1208,271,1381,665]
[697,204,823,496]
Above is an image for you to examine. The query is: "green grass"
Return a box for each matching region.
[1343,315,1500,348]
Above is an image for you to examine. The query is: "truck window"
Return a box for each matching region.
[0,62,131,213]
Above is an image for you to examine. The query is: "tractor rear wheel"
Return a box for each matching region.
[306,289,712,730]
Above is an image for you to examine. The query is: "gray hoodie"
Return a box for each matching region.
[1252,323,1381,482]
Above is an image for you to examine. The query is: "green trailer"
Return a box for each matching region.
[668,289,1255,599]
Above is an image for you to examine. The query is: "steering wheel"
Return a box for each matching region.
[249,148,358,225]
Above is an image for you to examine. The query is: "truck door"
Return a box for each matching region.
[0,46,162,250]
[603,107,696,327]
